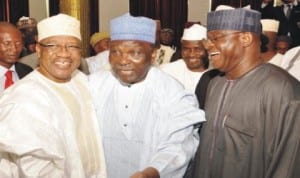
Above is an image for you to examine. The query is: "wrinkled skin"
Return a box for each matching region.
[109,40,155,85]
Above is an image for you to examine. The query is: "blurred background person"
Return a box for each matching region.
[275,35,292,55]
[260,19,283,66]
[85,32,110,73]
[153,27,176,65]
[161,24,208,93]
[274,0,300,48]
[0,22,32,93]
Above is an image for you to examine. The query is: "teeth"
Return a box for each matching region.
[209,52,220,57]
[55,61,71,66]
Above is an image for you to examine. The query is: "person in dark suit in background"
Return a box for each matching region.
[0,22,32,92]
[274,0,300,47]
[260,0,275,19]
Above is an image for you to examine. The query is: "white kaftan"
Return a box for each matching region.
[85,50,110,73]
[0,70,107,178]
[89,67,205,178]
[160,59,207,92]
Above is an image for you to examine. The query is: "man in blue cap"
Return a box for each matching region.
[191,5,300,178]
[89,13,205,178]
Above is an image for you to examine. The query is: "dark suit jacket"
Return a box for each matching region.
[15,62,33,79]
[260,3,275,19]
[274,4,300,47]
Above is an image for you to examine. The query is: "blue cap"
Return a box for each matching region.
[207,6,261,34]
[110,13,156,44]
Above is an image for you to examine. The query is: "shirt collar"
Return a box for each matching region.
[0,65,16,76]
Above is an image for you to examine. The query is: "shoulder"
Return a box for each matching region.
[255,64,300,96]
[147,67,185,94]
[160,60,185,72]
[0,72,48,104]
[88,69,114,92]
[15,62,33,72]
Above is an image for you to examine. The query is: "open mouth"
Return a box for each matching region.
[209,52,220,57]
[55,61,72,68]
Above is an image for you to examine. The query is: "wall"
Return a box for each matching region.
[98,0,210,31]
[99,0,129,32]
[188,0,211,26]
[28,0,48,22]
[28,0,210,30]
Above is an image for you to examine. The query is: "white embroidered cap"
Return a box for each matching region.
[37,13,81,41]
[181,24,207,40]
[261,19,279,33]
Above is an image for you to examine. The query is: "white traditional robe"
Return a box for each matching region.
[160,59,207,92]
[268,53,283,67]
[89,67,205,178]
[0,70,107,178]
[280,46,300,81]
[85,50,110,73]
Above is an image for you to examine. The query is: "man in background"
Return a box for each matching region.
[274,0,300,47]
[0,22,32,93]
[260,19,283,66]
[156,28,176,64]
[161,24,208,92]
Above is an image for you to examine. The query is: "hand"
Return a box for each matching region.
[130,167,160,178]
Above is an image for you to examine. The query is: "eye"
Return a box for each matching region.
[66,44,81,51]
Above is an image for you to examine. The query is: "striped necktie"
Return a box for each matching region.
[4,70,14,89]
[286,4,292,19]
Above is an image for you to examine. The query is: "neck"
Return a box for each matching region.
[225,57,263,80]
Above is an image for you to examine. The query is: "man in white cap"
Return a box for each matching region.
[0,14,107,177]
[161,24,209,92]
[89,13,205,178]
[191,5,300,178]
[260,19,283,66]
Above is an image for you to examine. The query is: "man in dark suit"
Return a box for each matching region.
[274,0,300,47]
[0,22,32,92]
[260,0,275,19]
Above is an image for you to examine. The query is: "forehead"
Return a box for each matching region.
[207,30,239,37]
[39,35,81,43]
[0,26,22,37]
[110,40,151,48]
[181,40,203,46]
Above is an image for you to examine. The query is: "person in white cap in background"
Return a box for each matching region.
[160,24,208,93]
[191,5,300,178]
[260,19,283,66]
[0,14,107,178]
[85,32,110,73]
[89,13,205,178]
[281,45,300,81]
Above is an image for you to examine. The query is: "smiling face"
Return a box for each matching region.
[203,30,262,79]
[181,40,208,72]
[0,23,23,69]
[36,35,82,83]
[109,40,155,85]
[204,30,244,73]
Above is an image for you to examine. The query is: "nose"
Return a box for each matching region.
[119,53,131,65]
[56,45,71,57]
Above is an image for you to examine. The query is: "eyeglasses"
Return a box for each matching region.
[203,31,243,47]
[38,43,81,53]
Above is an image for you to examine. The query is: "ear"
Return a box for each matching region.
[239,32,253,47]
[35,43,41,58]
[150,48,158,64]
